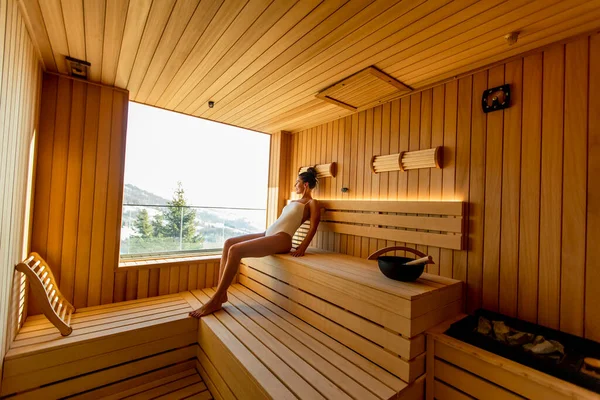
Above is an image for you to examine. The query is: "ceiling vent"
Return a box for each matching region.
[316,67,411,112]
[65,56,91,80]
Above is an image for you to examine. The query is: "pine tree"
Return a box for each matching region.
[133,209,153,238]
[151,213,165,237]
[163,182,202,243]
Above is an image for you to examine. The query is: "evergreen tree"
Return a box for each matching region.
[133,209,153,238]
[151,213,165,237]
[163,182,202,243]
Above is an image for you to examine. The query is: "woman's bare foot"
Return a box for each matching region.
[189,292,228,318]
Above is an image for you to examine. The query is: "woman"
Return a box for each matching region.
[189,167,320,318]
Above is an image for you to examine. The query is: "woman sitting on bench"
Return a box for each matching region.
[190,167,321,317]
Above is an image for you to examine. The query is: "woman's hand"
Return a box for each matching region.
[290,247,306,257]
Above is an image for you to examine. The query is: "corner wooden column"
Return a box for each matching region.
[266,131,292,227]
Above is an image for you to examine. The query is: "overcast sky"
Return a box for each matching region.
[123,102,270,210]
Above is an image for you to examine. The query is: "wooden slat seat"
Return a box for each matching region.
[192,250,462,399]
[1,292,200,398]
[191,286,425,400]
[2,251,462,399]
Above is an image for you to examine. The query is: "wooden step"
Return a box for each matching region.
[74,363,212,400]
[191,286,425,400]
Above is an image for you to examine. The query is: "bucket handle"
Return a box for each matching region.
[367,246,435,264]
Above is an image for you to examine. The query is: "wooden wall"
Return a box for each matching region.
[31,73,129,310]
[31,73,225,312]
[117,259,220,302]
[288,33,600,341]
[0,0,42,384]
[266,130,292,226]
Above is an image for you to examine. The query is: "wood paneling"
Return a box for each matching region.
[266,131,291,227]
[289,33,600,341]
[0,0,43,384]
[31,74,128,310]
[18,0,600,134]
[31,79,221,311]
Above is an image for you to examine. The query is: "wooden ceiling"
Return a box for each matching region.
[19,0,600,134]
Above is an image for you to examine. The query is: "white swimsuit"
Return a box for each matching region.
[265,201,309,237]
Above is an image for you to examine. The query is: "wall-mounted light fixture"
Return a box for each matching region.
[371,147,442,173]
[299,162,337,178]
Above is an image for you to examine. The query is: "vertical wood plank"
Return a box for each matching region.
[158,267,170,296]
[441,81,457,278]
[428,85,444,275]
[206,262,215,289]
[518,53,543,324]
[355,112,366,257]
[539,45,564,329]
[60,79,86,303]
[347,114,358,256]
[560,37,588,336]
[388,100,399,202]
[88,86,113,306]
[379,102,391,252]
[113,270,126,302]
[482,66,504,312]
[197,263,206,289]
[101,92,128,304]
[363,108,374,258]
[586,33,600,341]
[31,74,58,259]
[408,93,420,201]
[124,270,137,300]
[499,59,522,318]
[148,268,159,297]
[188,264,198,291]
[453,77,472,287]
[137,268,149,299]
[169,266,180,294]
[418,90,432,260]
[327,120,336,251]
[46,76,71,286]
[179,265,189,292]
[467,70,487,314]
[74,85,100,309]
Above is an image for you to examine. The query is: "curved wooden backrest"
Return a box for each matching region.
[15,252,75,336]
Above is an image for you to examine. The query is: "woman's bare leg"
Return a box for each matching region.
[189,233,291,318]
[218,233,264,284]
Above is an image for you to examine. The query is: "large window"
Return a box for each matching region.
[120,103,270,258]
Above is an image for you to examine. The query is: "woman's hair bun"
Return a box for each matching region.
[299,166,318,189]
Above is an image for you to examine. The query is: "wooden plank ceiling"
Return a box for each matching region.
[19,0,600,134]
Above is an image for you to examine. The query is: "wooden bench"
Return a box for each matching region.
[426,316,600,400]
[3,250,462,399]
[194,250,463,399]
[1,292,202,399]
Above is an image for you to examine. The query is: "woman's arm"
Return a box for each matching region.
[291,200,321,257]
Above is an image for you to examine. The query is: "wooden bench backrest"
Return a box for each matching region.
[293,200,465,251]
[15,252,75,336]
